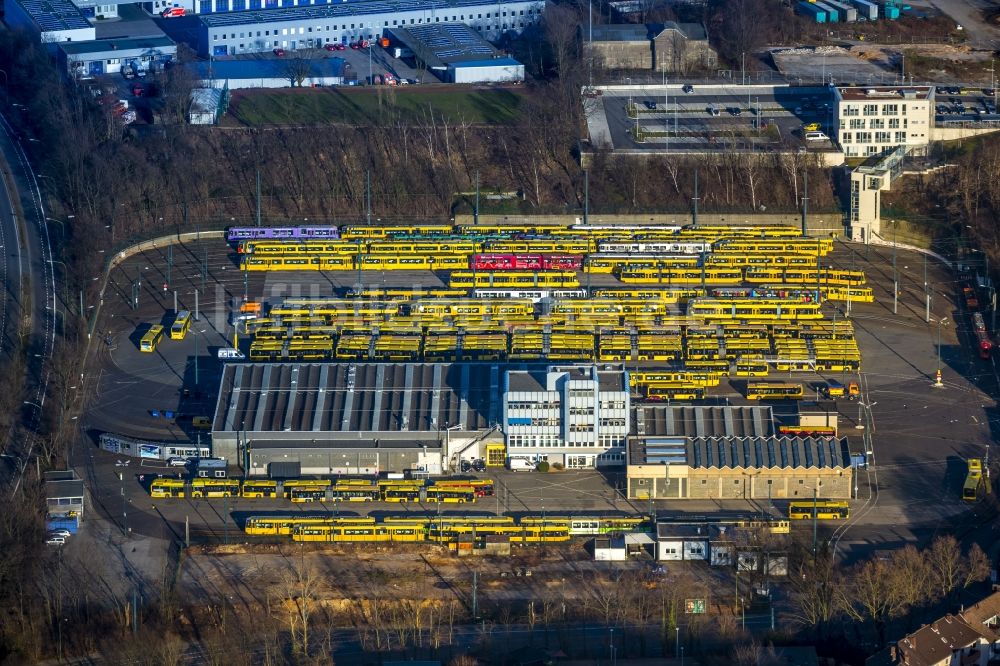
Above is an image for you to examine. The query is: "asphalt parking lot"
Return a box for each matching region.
[591,84,837,152]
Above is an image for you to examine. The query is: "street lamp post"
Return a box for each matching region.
[934,317,949,387]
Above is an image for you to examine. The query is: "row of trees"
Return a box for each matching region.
[790,535,991,648]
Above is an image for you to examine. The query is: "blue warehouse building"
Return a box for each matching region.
[196,0,543,57]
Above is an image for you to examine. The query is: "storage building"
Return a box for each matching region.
[626,405,854,500]
[3,0,95,43]
[45,470,85,531]
[194,0,543,57]
[193,57,353,89]
[388,23,524,83]
[59,36,177,78]
[211,362,500,476]
[582,22,717,73]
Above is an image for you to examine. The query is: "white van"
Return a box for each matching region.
[217,348,245,360]
[805,131,829,141]
[507,458,535,472]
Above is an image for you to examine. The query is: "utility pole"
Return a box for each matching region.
[166,245,172,289]
[588,0,593,88]
[584,170,589,225]
[255,169,262,227]
[692,170,699,228]
[892,220,898,315]
[474,170,480,225]
[801,170,809,236]
[472,571,479,618]
[365,170,372,226]
[194,289,199,322]
[812,486,818,556]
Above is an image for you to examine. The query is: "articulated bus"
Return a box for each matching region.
[788,501,850,520]
[150,479,185,498]
[140,325,165,352]
[964,458,985,502]
[170,311,192,340]
[746,382,805,400]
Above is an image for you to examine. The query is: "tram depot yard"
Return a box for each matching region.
[76,219,996,568]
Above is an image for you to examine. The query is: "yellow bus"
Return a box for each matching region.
[170,311,192,340]
[140,325,165,352]
[746,382,804,400]
[190,478,240,498]
[425,487,477,503]
[788,501,850,520]
[735,361,770,377]
[150,478,185,498]
[964,459,985,502]
[646,385,705,401]
[241,480,278,498]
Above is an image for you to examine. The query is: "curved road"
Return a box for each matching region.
[0,111,58,493]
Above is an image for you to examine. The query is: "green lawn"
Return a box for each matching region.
[228,86,524,126]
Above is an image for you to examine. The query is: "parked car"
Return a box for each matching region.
[324,43,337,51]
[682,84,694,94]
[160,6,185,16]
[349,41,359,49]
[803,122,821,131]
[131,83,144,97]
[48,529,71,538]
[192,416,211,429]
[805,131,829,141]
[460,460,472,473]
[168,457,188,467]
[728,107,742,116]
[334,43,346,50]
[273,48,285,57]
[472,459,487,472]
[46,536,65,546]
[643,100,656,110]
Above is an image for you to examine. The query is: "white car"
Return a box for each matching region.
[46,536,66,546]
[217,348,245,360]
[168,457,188,467]
[48,529,71,538]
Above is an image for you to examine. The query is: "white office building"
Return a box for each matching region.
[833,86,934,158]
[502,365,630,469]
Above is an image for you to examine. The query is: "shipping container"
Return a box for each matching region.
[813,0,840,21]
[797,1,828,22]
[823,0,857,21]
[851,0,878,20]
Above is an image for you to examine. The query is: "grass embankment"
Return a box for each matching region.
[227,85,524,126]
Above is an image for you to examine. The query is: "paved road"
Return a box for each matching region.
[0,112,58,493]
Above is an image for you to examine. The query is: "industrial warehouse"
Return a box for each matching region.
[210,362,506,476]
[195,0,543,57]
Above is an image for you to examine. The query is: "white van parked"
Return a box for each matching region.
[217,348,245,360]
[805,131,829,141]
[507,458,535,472]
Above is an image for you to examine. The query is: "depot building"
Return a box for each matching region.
[210,362,505,477]
[626,405,854,500]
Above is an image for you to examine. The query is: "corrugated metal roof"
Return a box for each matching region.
[686,436,850,469]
